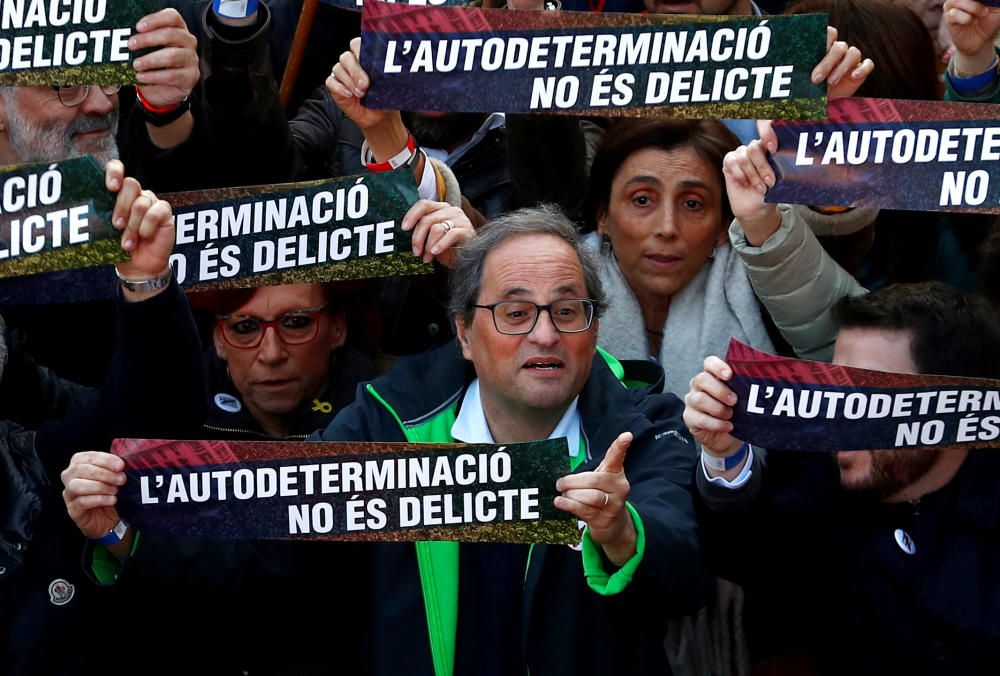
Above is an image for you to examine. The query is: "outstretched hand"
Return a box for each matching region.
[402,200,475,268]
[327,37,393,132]
[555,432,636,566]
[131,8,199,109]
[944,0,1000,75]
[812,26,875,98]
[61,451,127,539]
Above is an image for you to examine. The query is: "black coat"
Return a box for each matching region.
[201,343,376,439]
[696,449,1000,675]
[92,342,375,676]
[0,282,206,676]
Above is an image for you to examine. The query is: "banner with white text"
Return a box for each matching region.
[361,4,828,119]
[0,0,161,85]
[726,339,1000,452]
[164,168,432,293]
[766,97,1000,214]
[114,438,579,544]
[0,156,125,278]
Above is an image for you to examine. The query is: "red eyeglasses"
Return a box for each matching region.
[216,304,329,349]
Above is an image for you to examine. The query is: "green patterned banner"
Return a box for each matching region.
[362,4,828,119]
[0,0,161,85]
[0,156,124,277]
[164,168,432,293]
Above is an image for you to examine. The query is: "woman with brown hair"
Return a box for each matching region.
[582,119,775,398]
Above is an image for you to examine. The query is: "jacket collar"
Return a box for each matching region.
[202,346,373,440]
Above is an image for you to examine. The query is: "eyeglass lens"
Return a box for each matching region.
[222,312,320,348]
[56,85,121,106]
[492,299,593,335]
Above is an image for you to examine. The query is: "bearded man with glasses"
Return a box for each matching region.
[0,8,200,191]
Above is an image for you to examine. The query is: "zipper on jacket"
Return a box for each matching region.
[201,423,310,440]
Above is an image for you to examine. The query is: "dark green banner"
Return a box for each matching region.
[0,156,124,277]
[164,168,433,293]
[0,0,161,85]
[362,5,828,119]
[114,438,579,544]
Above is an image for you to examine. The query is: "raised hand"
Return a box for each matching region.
[555,432,636,566]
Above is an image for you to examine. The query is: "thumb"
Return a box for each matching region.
[597,432,632,474]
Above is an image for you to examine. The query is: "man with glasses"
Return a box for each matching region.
[306,205,708,676]
[0,8,200,190]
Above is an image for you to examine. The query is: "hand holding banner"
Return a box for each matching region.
[725,339,1000,453]
[113,438,579,544]
[0,0,162,85]
[765,97,1000,214]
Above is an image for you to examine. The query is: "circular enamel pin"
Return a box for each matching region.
[48,579,75,606]
[894,528,916,555]
[214,393,242,413]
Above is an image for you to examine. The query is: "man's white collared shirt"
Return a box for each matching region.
[451,379,583,461]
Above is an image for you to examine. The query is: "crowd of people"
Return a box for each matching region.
[2,0,999,674]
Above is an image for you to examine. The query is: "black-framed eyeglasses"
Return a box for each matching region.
[51,85,121,107]
[216,304,330,349]
[473,299,596,335]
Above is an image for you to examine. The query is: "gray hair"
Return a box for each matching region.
[0,86,119,166]
[449,204,607,325]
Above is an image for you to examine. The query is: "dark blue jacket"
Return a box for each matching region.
[316,341,710,676]
[697,449,1000,675]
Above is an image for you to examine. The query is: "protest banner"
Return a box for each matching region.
[164,168,432,293]
[0,156,124,278]
[0,0,160,85]
[725,339,1000,453]
[321,0,467,12]
[113,437,579,544]
[765,97,1000,214]
[361,3,827,119]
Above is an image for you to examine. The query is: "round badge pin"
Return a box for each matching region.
[894,528,916,555]
[49,579,75,606]
[214,393,242,413]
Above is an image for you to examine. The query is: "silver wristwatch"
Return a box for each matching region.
[115,267,173,293]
